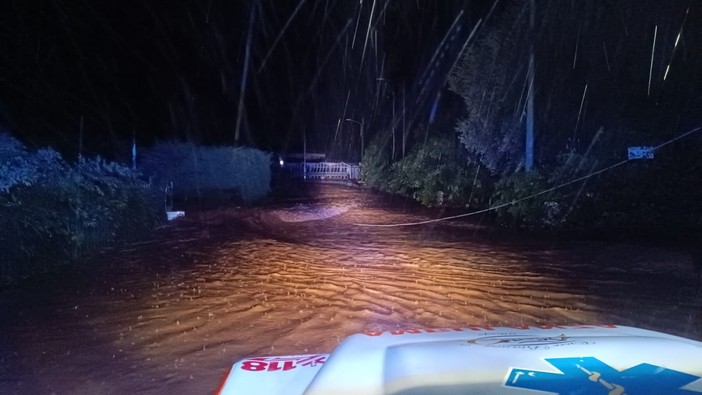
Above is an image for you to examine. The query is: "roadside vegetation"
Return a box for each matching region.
[0,134,272,287]
[362,128,701,230]
[140,141,271,204]
[362,0,701,230]
[0,133,161,286]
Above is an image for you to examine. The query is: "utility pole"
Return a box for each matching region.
[525,0,535,171]
[235,1,256,145]
[402,85,407,158]
[377,78,396,160]
[392,93,396,160]
[132,130,137,170]
[78,115,84,158]
[345,118,364,162]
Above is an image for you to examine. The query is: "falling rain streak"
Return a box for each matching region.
[573,83,588,142]
[1,2,702,392]
[648,25,657,96]
[1,185,701,394]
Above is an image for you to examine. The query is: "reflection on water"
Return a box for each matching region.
[0,184,700,394]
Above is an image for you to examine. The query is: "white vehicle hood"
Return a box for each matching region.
[217,325,702,395]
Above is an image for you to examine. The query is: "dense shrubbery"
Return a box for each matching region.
[490,152,598,228]
[362,134,492,207]
[359,134,392,192]
[0,133,161,286]
[490,170,550,227]
[490,147,702,229]
[140,141,271,203]
[361,127,702,230]
[577,147,702,228]
[0,135,274,286]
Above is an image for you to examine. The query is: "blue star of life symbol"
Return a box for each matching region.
[505,357,701,394]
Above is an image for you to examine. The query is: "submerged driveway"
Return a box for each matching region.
[1,183,700,394]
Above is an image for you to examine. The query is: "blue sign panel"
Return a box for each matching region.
[628,146,655,160]
[505,357,699,394]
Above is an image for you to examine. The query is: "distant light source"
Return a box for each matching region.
[279,158,284,167]
[167,211,185,221]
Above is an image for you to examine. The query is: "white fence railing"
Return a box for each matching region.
[282,162,360,180]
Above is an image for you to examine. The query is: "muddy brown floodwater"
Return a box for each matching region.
[1,183,701,394]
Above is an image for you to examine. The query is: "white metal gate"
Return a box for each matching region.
[282,162,360,180]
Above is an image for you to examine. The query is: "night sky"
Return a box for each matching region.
[0,0,699,161]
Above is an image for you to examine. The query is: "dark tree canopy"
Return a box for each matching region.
[449,0,700,174]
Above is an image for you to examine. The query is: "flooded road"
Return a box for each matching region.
[1,183,700,394]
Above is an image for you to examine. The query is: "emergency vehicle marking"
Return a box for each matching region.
[239,355,326,372]
[363,324,617,337]
[505,357,700,394]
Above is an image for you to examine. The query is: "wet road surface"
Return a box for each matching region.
[1,183,700,394]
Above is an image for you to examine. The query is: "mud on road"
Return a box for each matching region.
[1,183,700,394]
